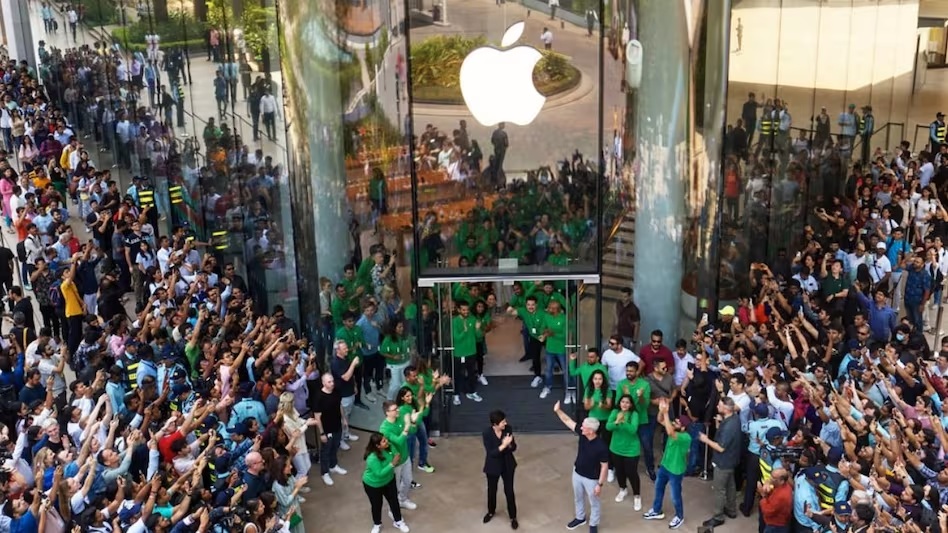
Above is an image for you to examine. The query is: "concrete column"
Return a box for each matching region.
[631,0,689,342]
[1,0,36,68]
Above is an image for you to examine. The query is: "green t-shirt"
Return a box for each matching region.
[605,409,641,457]
[615,377,651,421]
[822,274,846,299]
[335,326,364,359]
[405,379,430,417]
[331,297,349,329]
[381,335,411,365]
[362,447,397,487]
[379,414,414,466]
[661,430,692,475]
[473,312,489,341]
[403,302,418,321]
[569,359,607,389]
[452,314,478,358]
[586,388,612,421]
[517,307,546,340]
[185,343,201,379]
[509,291,526,309]
[543,312,567,354]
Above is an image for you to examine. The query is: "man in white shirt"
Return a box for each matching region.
[726,373,750,413]
[601,335,638,390]
[766,383,795,425]
[259,90,278,141]
[540,28,553,50]
[672,339,694,387]
[867,242,891,286]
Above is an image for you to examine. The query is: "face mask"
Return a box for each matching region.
[871,213,879,219]
[896,333,905,342]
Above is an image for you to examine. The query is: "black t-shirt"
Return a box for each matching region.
[572,425,609,480]
[312,388,343,433]
[123,231,143,265]
[330,356,356,398]
[0,247,13,278]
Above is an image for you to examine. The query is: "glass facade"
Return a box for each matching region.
[32,0,930,362]
[31,0,298,319]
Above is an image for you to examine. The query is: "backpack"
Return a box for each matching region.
[15,241,25,263]
[48,279,63,308]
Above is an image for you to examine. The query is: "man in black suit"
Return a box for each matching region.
[483,410,519,529]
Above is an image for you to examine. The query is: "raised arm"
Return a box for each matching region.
[552,400,577,432]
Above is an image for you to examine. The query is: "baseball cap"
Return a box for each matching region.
[719,305,736,316]
[876,242,887,250]
[827,446,844,464]
[834,502,853,516]
[119,503,142,523]
[847,360,864,373]
[805,467,827,483]
[766,427,787,441]
[171,383,190,397]
[753,403,770,418]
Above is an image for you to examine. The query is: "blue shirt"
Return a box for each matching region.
[356,314,382,355]
[106,380,126,414]
[904,265,932,305]
[746,417,786,455]
[137,360,158,388]
[794,474,821,530]
[868,304,897,342]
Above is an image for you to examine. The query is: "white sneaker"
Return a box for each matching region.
[530,376,543,388]
[393,520,410,532]
[615,488,628,502]
[399,499,417,510]
[321,473,334,486]
[633,495,642,511]
[347,433,360,442]
[371,525,382,533]
[478,374,489,386]
[364,393,377,403]
[340,441,351,451]
[300,487,311,493]
[540,387,551,399]
[607,469,615,483]
[564,391,573,405]
[466,392,483,402]
[453,395,461,406]
[331,465,348,475]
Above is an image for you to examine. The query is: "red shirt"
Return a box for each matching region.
[638,345,675,375]
[159,429,183,463]
[760,482,793,526]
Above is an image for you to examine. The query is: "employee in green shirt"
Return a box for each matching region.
[381,322,412,401]
[583,369,613,476]
[615,361,651,428]
[643,398,690,529]
[540,300,569,402]
[569,348,607,406]
[606,395,642,509]
[380,398,419,510]
[361,432,411,533]
[473,299,493,387]
[506,296,546,387]
[452,302,483,405]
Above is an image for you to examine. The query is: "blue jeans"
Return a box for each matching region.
[650,466,684,518]
[407,420,430,466]
[638,414,658,473]
[544,351,568,389]
[686,422,706,474]
[905,300,924,332]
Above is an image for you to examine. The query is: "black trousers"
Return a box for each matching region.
[39,304,62,340]
[453,356,478,395]
[364,479,402,526]
[486,469,517,519]
[526,337,543,377]
[741,450,761,515]
[475,340,486,376]
[66,315,83,364]
[612,452,641,494]
[362,354,384,391]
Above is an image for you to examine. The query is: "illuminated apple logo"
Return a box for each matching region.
[460,22,545,127]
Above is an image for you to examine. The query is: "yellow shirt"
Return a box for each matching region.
[61,279,83,318]
[59,146,74,171]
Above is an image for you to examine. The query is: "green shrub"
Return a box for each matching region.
[80,0,120,25]
[110,11,206,45]
[117,38,206,53]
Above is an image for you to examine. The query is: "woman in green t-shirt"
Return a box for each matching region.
[584,370,614,474]
[362,433,411,533]
[381,321,412,401]
[605,395,642,509]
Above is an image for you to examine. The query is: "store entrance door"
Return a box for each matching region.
[417,274,599,434]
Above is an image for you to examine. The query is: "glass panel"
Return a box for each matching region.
[406,0,603,277]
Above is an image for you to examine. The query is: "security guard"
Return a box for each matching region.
[230,381,270,426]
[758,426,787,484]
[137,177,160,236]
[741,404,786,515]
[758,105,774,154]
[931,112,946,154]
[117,340,142,390]
[169,183,185,225]
[174,78,186,128]
[816,446,849,511]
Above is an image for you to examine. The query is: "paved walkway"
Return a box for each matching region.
[402,0,625,173]
[27,4,289,174]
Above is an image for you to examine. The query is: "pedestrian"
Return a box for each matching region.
[315,364,352,486]
[536,22,557,47]
[362,433,412,533]
[585,9,598,37]
[643,398,690,529]
[379,399,419,511]
[482,410,518,529]
[758,467,793,533]
[698,397,742,529]
[549,0,558,19]
[553,400,609,533]
[605,394,641,509]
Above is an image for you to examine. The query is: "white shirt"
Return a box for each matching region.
[156,246,171,274]
[727,390,751,413]
[867,253,892,283]
[601,347,639,389]
[540,30,553,46]
[792,273,819,294]
[260,94,277,114]
[673,352,695,386]
[766,384,795,424]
